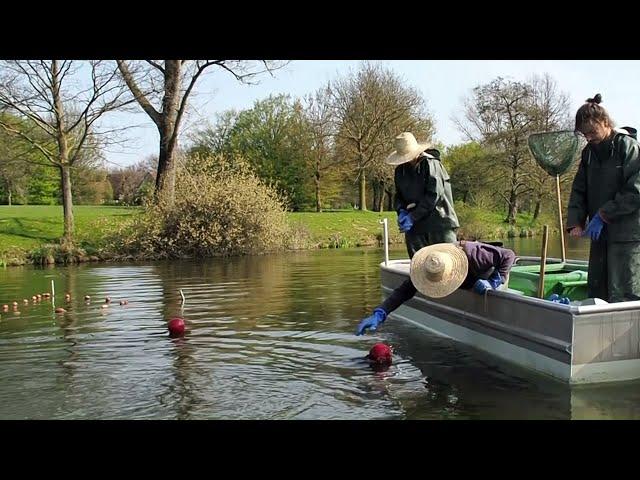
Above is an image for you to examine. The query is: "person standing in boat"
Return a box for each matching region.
[356,131,461,336]
[356,241,517,335]
[567,94,640,303]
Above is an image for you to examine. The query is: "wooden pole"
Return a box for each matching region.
[556,175,566,263]
[538,225,549,299]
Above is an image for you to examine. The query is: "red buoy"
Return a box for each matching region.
[367,343,393,366]
[168,317,185,337]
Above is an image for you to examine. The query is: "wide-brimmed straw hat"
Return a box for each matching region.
[410,243,469,298]
[385,132,432,166]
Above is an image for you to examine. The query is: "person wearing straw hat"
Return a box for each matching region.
[411,241,516,297]
[387,132,460,257]
[356,241,516,335]
[355,132,460,336]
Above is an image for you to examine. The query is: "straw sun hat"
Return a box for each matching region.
[385,132,432,166]
[410,243,469,298]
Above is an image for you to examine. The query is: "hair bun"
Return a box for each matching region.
[587,93,602,104]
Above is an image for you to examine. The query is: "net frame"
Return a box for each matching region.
[527,130,585,176]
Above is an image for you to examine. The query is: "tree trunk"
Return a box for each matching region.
[60,164,74,244]
[7,190,11,206]
[505,164,518,224]
[315,169,322,212]
[533,200,541,221]
[154,60,182,205]
[372,182,380,212]
[505,189,518,225]
[359,168,367,211]
[155,131,177,204]
[385,188,393,211]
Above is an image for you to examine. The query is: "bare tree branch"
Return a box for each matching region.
[116,60,161,126]
[146,60,165,74]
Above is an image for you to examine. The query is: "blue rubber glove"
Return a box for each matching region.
[399,213,414,233]
[473,279,491,294]
[547,294,571,304]
[583,213,604,241]
[355,307,387,336]
[397,209,409,229]
[488,271,503,290]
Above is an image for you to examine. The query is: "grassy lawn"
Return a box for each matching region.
[288,209,403,248]
[0,204,555,264]
[0,205,140,259]
[0,206,403,261]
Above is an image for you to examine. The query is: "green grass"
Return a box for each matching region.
[0,205,140,259]
[0,204,558,264]
[288,209,404,248]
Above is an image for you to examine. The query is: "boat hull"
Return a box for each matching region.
[381,258,640,384]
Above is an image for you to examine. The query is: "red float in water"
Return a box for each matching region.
[168,317,185,337]
[367,343,393,366]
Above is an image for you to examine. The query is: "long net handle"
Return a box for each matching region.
[538,225,549,299]
[556,175,566,263]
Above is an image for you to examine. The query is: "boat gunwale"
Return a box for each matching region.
[381,257,640,315]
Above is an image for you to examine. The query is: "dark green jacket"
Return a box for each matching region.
[567,129,640,241]
[393,149,459,234]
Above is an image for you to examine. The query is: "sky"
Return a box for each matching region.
[101,60,640,167]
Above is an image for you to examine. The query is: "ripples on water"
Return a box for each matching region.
[1,240,640,419]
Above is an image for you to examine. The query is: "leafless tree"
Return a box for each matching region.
[116,60,287,204]
[0,60,133,242]
[329,62,434,210]
[302,86,340,212]
[527,73,573,219]
[455,77,537,224]
[108,155,157,205]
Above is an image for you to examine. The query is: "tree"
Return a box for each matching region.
[189,95,314,210]
[302,87,338,212]
[456,77,538,224]
[108,156,157,205]
[444,142,494,206]
[0,60,132,242]
[527,73,573,220]
[329,62,434,210]
[27,164,59,204]
[116,60,286,204]
[0,118,32,205]
[187,110,239,157]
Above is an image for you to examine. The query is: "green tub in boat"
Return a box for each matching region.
[507,262,589,300]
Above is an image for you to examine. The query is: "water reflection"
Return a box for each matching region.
[0,237,638,419]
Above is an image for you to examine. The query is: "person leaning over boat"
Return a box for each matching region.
[355,241,517,335]
[567,94,640,303]
[355,132,459,336]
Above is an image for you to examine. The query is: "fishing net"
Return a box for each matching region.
[527,130,586,176]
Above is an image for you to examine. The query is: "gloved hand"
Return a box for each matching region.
[399,213,414,233]
[473,279,492,295]
[355,307,387,336]
[548,293,571,305]
[397,209,409,229]
[583,213,604,241]
[488,271,503,290]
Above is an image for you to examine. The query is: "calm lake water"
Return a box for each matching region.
[1,234,640,419]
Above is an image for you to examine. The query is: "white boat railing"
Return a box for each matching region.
[380,217,389,267]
